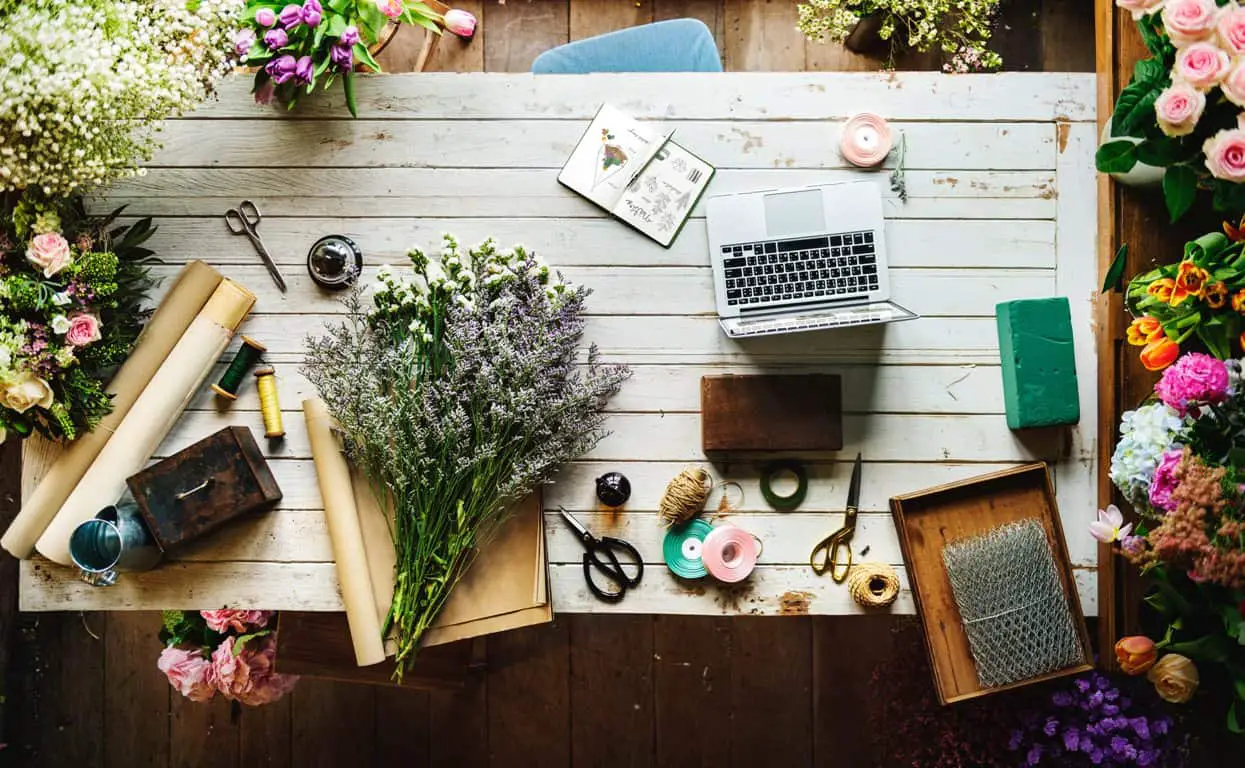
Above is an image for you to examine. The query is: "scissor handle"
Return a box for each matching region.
[224,200,261,235]
[810,527,853,582]
[583,537,643,602]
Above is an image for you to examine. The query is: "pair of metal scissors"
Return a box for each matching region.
[810,452,862,582]
[559,507,643,603]
[224,200,287,292]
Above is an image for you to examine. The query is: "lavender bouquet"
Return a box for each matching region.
[304,236,629,674]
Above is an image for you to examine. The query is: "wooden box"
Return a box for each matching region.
[126,426,282,551]
[889,463,1092,704]
[700,374,842,452]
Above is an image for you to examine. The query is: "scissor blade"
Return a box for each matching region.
[253,242,287,292]
[847,452,862,509]
[558,507,591,541]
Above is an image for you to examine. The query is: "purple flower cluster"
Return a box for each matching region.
[1008,673,1182,766]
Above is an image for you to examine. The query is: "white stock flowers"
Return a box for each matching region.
[0,0,242,196]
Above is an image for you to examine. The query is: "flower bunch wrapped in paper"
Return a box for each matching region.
[1124,225,1245,370]
[305,235,630,674]
[1099,0,1245,220]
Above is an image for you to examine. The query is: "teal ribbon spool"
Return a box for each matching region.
[211,336,265,400]
[663,518,713,579]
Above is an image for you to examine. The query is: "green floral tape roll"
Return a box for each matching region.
[760,460,808,511]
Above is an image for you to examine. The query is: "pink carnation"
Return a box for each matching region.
[1154,352,1229,413]
[1218,6,1245,54]
[1174,41,1231,90]
[200,609,274,633]
[157,646,216,702]
[1117,0,1166,21]
[1149,448,1185,512]
[1155,82,1206,136]
[1164,0,1221,46]
[209,634,299,706]
[1204,126,1245,181]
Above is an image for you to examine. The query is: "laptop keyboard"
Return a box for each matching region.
[722,231,879,307]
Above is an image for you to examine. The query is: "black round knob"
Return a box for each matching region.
[307,235,363,289]
[595,472,631,508]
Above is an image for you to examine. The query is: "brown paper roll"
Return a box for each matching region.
[35,279,255,564]
[304,398,387,667]
[1,261,222,559]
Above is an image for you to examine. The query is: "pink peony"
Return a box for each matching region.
[1149,448,1185,511]
[25,232,71,278]
[1155,352,1229,413]
[1219,6,1245,54]
[200,609,273,633]
[1163,0,1221,46]
[209,635,299,706]
[64,313,101,347]
[1155,82,1206,136]
[1174,41,1231,89]
[1221,58,1245,106]
[158,646,217,702]
[1117,0,1166,20]
[1204,127,1245,181]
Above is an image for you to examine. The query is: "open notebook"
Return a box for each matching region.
[559,103,715,247]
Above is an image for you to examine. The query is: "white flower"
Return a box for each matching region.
[0,346,9,369]
[51,291,71,306]
[50,315,71,334]
[1089,504,1133,544]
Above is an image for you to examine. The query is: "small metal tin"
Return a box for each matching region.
[595,472,632,508]
[307,234,363,289]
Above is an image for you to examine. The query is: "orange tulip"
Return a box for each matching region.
[1140,336,1179,371]
[1126,316,1164,347]
[1206,281,1229,309]
[1146,278,1177,303]
[1240,329,1245,352]
[1115,635,1158,676]
[1226,215,1245,242]
[1233,289,1245,314]
[1171,261,1210,306]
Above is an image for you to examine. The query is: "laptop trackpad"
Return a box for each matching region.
[764,189,825,238]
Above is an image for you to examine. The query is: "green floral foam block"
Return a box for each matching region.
[996,298,1079,430]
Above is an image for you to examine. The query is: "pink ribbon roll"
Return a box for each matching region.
[702,524,763,583]
[840,113,893,167]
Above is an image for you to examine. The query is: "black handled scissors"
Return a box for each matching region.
[559,507,643,603]
[224,200,287,292]
[810,452,861,583]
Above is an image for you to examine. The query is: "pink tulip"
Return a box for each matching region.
[1089,504,1133,544]
[444,9,477,39]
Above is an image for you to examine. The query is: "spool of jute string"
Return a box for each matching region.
[848,562,900,608]
[659,466,712,526]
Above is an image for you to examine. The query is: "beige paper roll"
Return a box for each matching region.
[1,261,223,559]
[304,398,387,667]
[34,280,255,565]
[352,468,397,642]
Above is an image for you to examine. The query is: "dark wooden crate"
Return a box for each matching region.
[700,374,842,453]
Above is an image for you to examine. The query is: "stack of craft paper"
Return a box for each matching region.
[303,398,551,668]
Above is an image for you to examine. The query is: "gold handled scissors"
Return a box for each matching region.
[810,452,861,582]
[224,200,287,292]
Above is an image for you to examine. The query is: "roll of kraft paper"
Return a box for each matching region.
[35,279,255,565]
[304,398,387,666]
[1,261,223,559]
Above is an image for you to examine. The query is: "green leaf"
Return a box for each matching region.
[1167,631,1234,663]
[1163,164,1198,223]
[313,21,327,51]
[1231,700,1243,734]
[1136,137,1192,167]
[1097,140,1139,174]
[343,72,358,119]
[327,14,346,37]
[354,42,382,73]
[328,0,350,12]
[1103,244,1129,294]
[232,629,273,656]
[404,12,442,33]
[1120,86,1163,137]
[1213,179,1245,212]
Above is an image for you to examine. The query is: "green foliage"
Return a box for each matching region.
[159,610,228,651]
[1163,165,1199,223]
[1097,140,1139,174]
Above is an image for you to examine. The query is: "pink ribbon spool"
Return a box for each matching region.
[702,524,763,583]
[840,113,893,167]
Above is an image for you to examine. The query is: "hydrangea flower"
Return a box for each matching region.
[1110,402,1185,505]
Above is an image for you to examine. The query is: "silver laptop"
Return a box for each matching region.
[707,182,917,338]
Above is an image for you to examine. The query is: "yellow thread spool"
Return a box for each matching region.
[254,366,285,438]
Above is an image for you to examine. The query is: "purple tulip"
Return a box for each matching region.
[266,54,298,84]
[277,3,302,28]
[254,79,276,105]
[294,55,314,85]
[339,25,359,47]
[234,28,256,56]
[264,28,289,49]
[329,42,353,70]
[302,0,322,27]
[255,7,276,27]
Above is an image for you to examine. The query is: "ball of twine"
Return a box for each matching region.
[659,466,712,526]
[848,562,900,608]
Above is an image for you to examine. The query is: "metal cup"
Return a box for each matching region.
[68,501,162,586]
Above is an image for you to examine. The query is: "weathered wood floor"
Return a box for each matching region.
[1,1,1100,766]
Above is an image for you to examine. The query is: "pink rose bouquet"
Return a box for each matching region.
[157,609,298,707]
[1100,0,1245,220]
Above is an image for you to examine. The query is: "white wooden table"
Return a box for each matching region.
[20,72,1100,616]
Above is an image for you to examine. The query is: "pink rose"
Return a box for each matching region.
[375,0,402,20]
[1222,58,1245,105]
[1163,0,1221,46]
[1218,6,1245,54]
[64,313,101,347]
[1118,0,1166,19]
[1204,127,1245,181]
[158,646,217,702]
[1174,42,1231,89]
[25,232,71,278]
[1155,82,1206,137]
[209,635,299,706]
[1154,352,1229,413]
[200,609,274,633]
[1149,448,1184,511]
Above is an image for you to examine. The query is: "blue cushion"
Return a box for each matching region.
[532,19,722,74]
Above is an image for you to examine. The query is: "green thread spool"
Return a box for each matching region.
[212,336,265,400]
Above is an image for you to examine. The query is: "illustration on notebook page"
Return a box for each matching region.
[594,128,629,188]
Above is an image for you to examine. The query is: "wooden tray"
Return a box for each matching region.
[889,463,1093,704]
